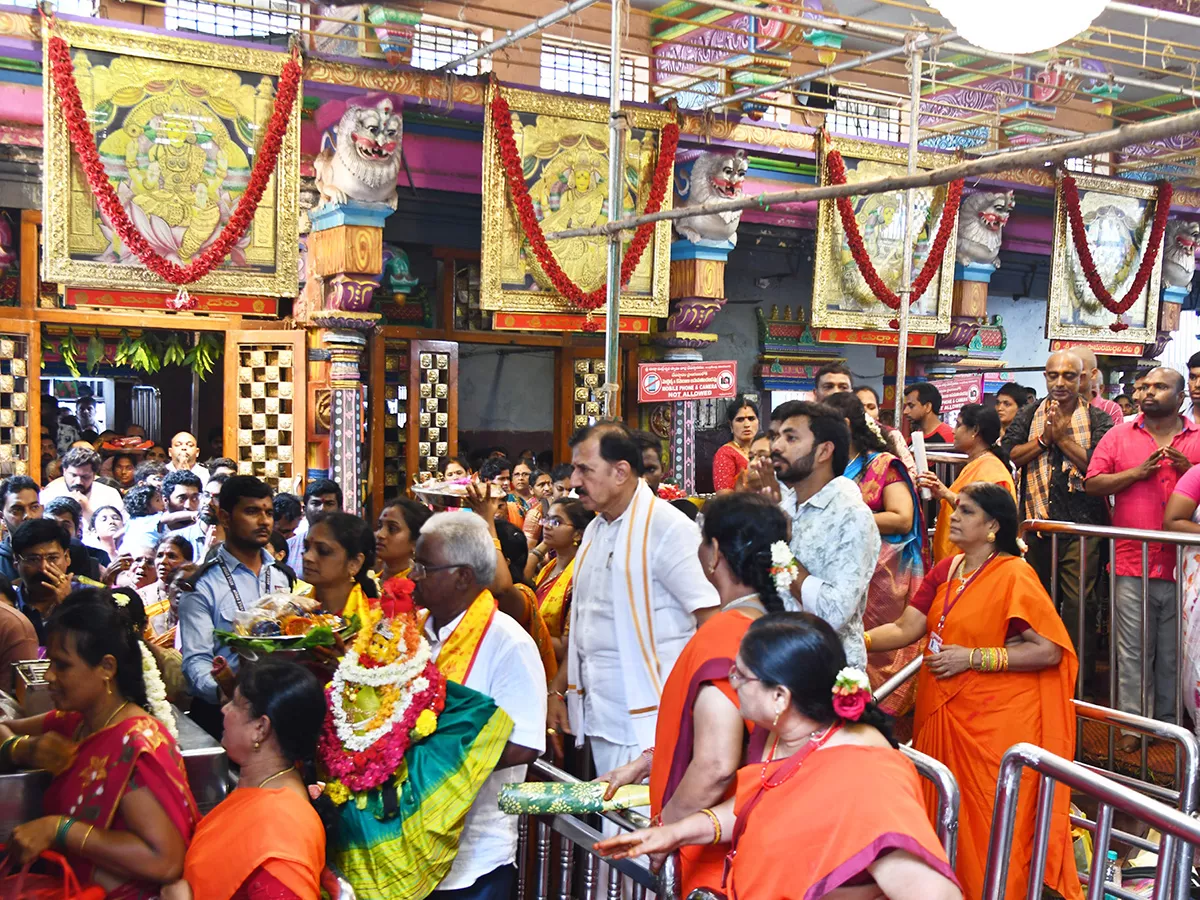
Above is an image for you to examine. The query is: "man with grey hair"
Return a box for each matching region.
[414,512,544,899]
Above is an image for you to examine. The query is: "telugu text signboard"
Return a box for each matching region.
[638,361,737,403]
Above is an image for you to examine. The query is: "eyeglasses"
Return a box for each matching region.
[19,553,65,567]
[727,663,760,688]
[410,560,467,579]
[541,517,563,528]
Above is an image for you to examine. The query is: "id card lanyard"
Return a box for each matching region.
[928,552,997,654]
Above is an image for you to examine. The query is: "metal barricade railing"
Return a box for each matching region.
[983,743,1200,900]
[518,758,679,900]
[1019,519,1200,784]
[924,451,968,540]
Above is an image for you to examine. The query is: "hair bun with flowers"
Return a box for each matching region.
[769,541,800,598]
[832,667,871,722]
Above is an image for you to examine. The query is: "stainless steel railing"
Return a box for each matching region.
[516,758,679,900]
[983,743,1200,900]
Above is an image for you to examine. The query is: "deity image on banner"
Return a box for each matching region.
[42,23,301,297]
[1047,171,1163,345]
[811,137,958,334]
[480,85,673,317]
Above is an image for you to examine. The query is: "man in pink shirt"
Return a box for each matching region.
[1086,367,1200,748]
[1076,346,1123,426]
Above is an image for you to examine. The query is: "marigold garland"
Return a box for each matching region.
[1061,172,1173,333]
[826,148,963,330]
[46,32,302,286]
[491,88,679,331]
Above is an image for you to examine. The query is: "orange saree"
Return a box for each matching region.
[913,555,1080,900]
[930,454,1016,563]
[648,608,755,897]
[724,745,957,899]
[184,786,325,900]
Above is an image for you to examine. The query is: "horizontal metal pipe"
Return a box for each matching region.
[871,655,922,703]
[434,0,604,72]
[1021,519,1200,548]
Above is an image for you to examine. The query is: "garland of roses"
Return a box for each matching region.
[491,88,679,330]
[826,148,963,330]
[1061,172,1173,333]
[46,33,302,286]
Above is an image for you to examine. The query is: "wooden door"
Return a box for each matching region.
[406,340,458,490]
[223,330,307,496]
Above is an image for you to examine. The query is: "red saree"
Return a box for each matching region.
[711,444,748,492]
[41,710,199,900]
[648,608,755,897]
[723,745,957,900]
[913,556,1080,900]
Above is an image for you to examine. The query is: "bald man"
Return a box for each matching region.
[1074,345,1124,427]
[1002,350,1114,666]
[168,432,209,487]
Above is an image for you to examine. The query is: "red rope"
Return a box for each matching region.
[491,88,679,329]
[46,34,302,286]
[826,148,963,330]
[1061,172,1172,333]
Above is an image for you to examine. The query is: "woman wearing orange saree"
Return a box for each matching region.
[166,660,327,900]
[596,493,787,897]
[866,483,1080,900]
[4,592,198,898]
[595,613,960,900]
[918,404,1015,563]
[530,498,593,661]
[825,392,924,717]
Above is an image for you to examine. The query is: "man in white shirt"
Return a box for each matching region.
[285,479,342,571]
[546,422,719,785]
[39,447,124,537]
[166,432,209,487]
[414,512,544,899]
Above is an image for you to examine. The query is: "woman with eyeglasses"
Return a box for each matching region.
[529,498,593,660]
[595,492,786,897]
[596,612,960,900]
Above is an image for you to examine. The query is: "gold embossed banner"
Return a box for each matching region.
[43,22,301,297]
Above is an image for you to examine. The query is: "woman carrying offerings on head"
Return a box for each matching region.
[529,498,594,661]
[165,659,327,900]
[918,403,1016,563]
[597,492,787,897]
[596,612,961,900]
[712,396,760,493]
[865,483,1080,900]
[823,392,925,717]
[2,590,198,898]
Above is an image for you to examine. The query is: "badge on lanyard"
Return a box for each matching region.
[928,552,996,656]
[928,632,943,654]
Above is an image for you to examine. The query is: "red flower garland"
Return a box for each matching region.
[1062,173,1172,333]
[826,149,963,330]
[46,33,302,286]
[491,88,679,330]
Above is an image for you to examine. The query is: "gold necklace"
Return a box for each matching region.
[97,701,129,734]
[258,765,295,788]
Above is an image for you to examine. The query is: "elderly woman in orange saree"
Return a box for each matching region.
[918,403,1016,563]
[825,392,924,717]
[866,483,1080,900]
[3,592,198,898]
[595,493,787,897]
[596,613,961,900]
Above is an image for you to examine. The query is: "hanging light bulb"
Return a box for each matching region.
[928,0,1108,55]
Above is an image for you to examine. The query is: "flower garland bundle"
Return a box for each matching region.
[1061,173,1173,332]
[318,577,445,800]
[46,32,302,286]
[826,148,963,329]
[770,541,800,597]
[138,641,178,739]
[491,88,679,330]
[832,667,870,721]
[656,482,688,502]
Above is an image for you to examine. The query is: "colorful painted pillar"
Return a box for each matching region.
[298,200,389,515]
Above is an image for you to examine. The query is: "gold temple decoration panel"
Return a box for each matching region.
[573,357,607,430]
[407,341,457,487]
[42,21,301,297]
[381,338,409,502]
[1046,171,1163,345]
[480,83,673,317]
[812,136,958,334]
[224,331,306,495]
[0,333,31,478]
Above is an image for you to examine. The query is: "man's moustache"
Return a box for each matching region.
[574,487,588,497]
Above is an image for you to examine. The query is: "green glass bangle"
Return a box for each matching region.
[55,816,76,849]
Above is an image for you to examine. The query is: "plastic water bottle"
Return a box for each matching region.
[1103,849,1121,899]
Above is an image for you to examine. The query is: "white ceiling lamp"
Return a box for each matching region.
[928,0,1108,54]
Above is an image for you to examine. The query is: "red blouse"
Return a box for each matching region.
[712,444,749,491]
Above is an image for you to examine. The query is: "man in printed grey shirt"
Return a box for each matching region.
[745,400,880,667]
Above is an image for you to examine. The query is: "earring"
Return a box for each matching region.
[254,740,261,751]
[105,678,112,695]
[987,532,996,544]
[772,708,782,728]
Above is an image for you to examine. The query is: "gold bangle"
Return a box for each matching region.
[863,631,872,652]
[699,807,721,844]
[1000,647,1009,672]
[78,824,95,853]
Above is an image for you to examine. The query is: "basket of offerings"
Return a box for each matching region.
[215,592,350,660]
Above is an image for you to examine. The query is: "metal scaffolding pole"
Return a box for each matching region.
[894,41,923,429]
[601,0,624,419]
[434,0,604,73]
